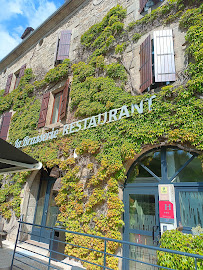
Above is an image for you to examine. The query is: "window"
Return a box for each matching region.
[14,64,26,89]
[55,30,72,66]
[127,147,202,184]
[178,190,203,229]
[139,29,176,92]
[38,80,70,128]
[139,0,160,13]
[50,91,63,124]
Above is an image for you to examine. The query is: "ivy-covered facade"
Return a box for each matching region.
[0,0,202,269]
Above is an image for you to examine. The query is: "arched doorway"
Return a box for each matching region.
[123,146,203,269]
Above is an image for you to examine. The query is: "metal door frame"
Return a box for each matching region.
[123,185,160,270]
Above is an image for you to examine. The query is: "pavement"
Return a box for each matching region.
[0,240,85,270]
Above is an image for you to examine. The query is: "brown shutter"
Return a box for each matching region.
[139,0,148,13]
[139,35,152,92]
[19,64,26,79]
[154,29,176,82]
[4,74,13,96]
[38,92,50,128]
[60,79,70,120]
[0,112,12,140]
[56,30,72,61]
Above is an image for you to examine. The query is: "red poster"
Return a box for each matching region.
[159,201,174,219]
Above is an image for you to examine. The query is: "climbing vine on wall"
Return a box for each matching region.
[0,61,71,220]
[0,172,31,219]
[0,2,202,270]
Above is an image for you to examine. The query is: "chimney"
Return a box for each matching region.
[21,27,34,40]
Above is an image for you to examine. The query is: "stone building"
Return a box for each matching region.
[0,0,202,269]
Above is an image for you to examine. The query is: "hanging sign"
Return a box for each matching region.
[15,95,156,148]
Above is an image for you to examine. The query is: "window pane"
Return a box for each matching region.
[46,185,58,227]
[129,233,157,270]
[52,92,62,124]
[34,181,47,225]
[179,191,203,227]
[15,74,21,89]
[166,149,203,182]
[127,150,161,183]
[129,194,156,231]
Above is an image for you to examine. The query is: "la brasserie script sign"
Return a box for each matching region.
[15,95,156,148]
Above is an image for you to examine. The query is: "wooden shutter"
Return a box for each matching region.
[19,64,26,79]
[139,35,152,92]
[38,92,50,128]
[139,0,148,13]
[154,29,176,82]
[56,30,72,61]
[60,80,70,120]
[4,74,13,96]
[0,112,12,140]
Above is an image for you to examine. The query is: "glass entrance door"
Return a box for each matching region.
[31,176,58,243]
[123,187,160,270]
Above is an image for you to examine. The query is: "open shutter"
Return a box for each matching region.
[139,35,152,92]
[4,74,13,96]
[0,112,12,140]
[19,64,26,79]
[60,79,70,120]
[139,0,148,13]
[154,29,176,82]
[56,30,72,61]
[38,92,50,128]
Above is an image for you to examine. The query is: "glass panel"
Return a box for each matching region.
[166,149,203,182]
[129,194,156,231]
[34,181,47,225]
[129,233,157,270]
[52,92,62,124]
[15,73,21,89]
[127,150,161,183]
[46,184,58,227]
[179,191,203,227]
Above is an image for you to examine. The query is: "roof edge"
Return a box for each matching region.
[0,0,86,74]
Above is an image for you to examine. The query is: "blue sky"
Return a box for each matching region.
[0,0,65,60]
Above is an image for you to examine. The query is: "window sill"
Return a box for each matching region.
[44,122,63,131]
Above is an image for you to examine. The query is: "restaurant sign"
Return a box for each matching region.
[15,95,156,148]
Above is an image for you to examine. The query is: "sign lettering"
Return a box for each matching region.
[15,95,156,148]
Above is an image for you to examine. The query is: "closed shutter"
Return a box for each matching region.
[154,29,176,82]
[38,92,50,128]
[4,74,13,96]
[60,79,70,120]
[0,112,12,140]
[56,30,72,61]
[139,0,148,13]
[139,35,152,92]
[19,64,26,79]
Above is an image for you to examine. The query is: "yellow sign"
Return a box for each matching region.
[161,186,168,194]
